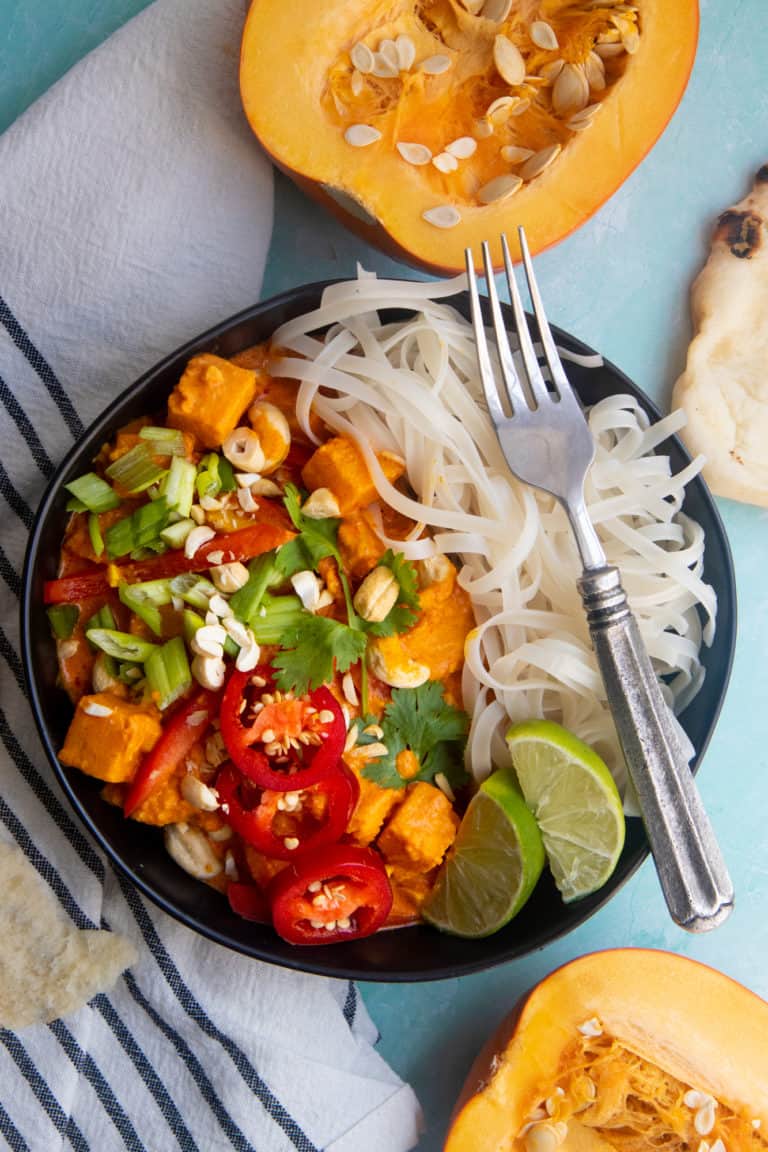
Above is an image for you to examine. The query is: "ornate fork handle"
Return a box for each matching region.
[579,565,734,931]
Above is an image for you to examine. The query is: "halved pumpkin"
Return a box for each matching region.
[445,948,768,1152]
[240,1,698,272]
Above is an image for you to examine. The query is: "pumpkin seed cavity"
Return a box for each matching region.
[329,2,641,225]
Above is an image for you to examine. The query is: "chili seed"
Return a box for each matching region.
[283,837,300,851]
[307,881,322,892]
[318,709,335,724]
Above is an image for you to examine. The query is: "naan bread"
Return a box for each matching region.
[673,164,768,506]
[0,840,136,1029]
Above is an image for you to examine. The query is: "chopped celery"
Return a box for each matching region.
[247,594,304,645]
[229,553,279,624]
[85,629,158,662]
[47,604,79,639]
[196,453,222,500]
[160,519,195,549]
[170,573,217,612]
[64,472,120,513]
[145,636,191,710]
[139,426,186,456]
[162,455,197,518]
[88,512,105,557]
[105,443,168,494]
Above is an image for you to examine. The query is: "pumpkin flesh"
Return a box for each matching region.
[240,0,698,271]
[445,949,768,1152]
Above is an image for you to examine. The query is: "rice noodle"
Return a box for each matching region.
[271,271,716,804]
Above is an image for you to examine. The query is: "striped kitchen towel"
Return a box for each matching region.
[0,1,423,1149]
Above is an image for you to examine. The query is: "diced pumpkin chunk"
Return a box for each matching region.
[338,511,386,579]
[59,693,162,784]
[371,579,474,685]
[301,436,405,515]
[386,866,436,925]
[377,782,459,873]
[344,759,404,846]
[167,353,260,450]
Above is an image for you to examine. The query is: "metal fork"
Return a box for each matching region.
[466,229,733,933]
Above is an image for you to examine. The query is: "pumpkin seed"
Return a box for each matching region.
[422,205,461,228]
[332,91,347,117]
[493,34,526,86]
[371,52,399,78]
[622,29,640,54]
[396,141,432,165]
[584,51,606,90]
[510,97,531,116]
[486,95,517,120]
[344,124,382,147]
[568,102,602,125]
[520,143,561,181]
[395,33,416,71]
[459,0,485,12]
[474,117,494,138]
[481,0,513,22]
[378,38,400,71]
[350,69,364,97]
[477,173,523,203]
[540,58,565,83]
[552,61,590,116]
[501,144,535,163]
[446,136,477,159]
[530,20,559,50]
[420,54,452,75]
[350,42,374,73]
[597,28,622,43]
[433,151,459,173]
[594,41,625,58]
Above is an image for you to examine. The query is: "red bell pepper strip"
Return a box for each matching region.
[227,882,271,924]
[216,761,358,860]
[44,521,294,605]
[123,688,219,816]
[268,844,393,945]
[219,667,346,791]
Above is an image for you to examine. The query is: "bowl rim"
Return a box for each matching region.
[20,278,738,982]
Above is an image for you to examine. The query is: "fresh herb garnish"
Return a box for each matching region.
[361,681,470,790]
[272,613,368,695]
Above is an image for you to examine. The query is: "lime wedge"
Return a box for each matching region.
[422,766,545,938]
[505,720,626,903]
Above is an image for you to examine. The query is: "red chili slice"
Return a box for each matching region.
[215,762,358,860]
[123,688,218,816]
[268,844,393,945]
[219,667,346,791]
[44,521,294,604]
[227,882,270,924]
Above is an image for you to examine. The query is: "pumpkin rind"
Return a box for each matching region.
[444,948,768,1151]
[240,1,698,272]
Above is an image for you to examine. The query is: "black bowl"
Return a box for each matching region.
[21,281,737,982]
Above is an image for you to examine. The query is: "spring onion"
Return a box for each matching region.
[64,472,121,514]
[196,453,223,500]
[145,636,191,709]
[139,426,186,456]
[105,499,170,558]
[86,604,117,633]
[170,573,217,612]
[247,594,304,645]
[119,579,170,636]
[162,455,197,518]
[88,513,105,557]
[218,456,236,492]
[47,604,79,640]
[228,553,280,624]
[160,518,195,549]
[65,496,88,513]
[105,443,169,494]
[85,629,158,662]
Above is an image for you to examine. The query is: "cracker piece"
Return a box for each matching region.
[0,841,137,1029]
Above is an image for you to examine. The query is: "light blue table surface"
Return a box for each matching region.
[3,2,767,1148]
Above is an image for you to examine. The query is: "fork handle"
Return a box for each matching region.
[578,565,734,932]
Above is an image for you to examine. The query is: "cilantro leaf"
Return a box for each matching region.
[359,549,421,638]
[283,483,341,567]
[272,612,367,695]
[361,681,470,790]
[274,536,312,579]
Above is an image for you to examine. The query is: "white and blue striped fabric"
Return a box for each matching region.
[0,1,423,1148]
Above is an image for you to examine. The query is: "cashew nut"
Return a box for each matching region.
[164,822,222,879]
[180,775,220,812]
[92,652,121,693]
[301,487,340,519]
[367,644,430,688]
[353,566,400,623]
[222,427,265,474]
[211,561,250,594]
[247,401,291,474]
[416,553,455,588]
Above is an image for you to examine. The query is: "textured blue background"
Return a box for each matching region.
[3,2,767,1148]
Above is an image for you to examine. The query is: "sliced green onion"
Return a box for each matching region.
[47,604,79,640]
[160,518,195,549]
[145,636,191,710]
[86,604,118,634]
[118,662,144,684]
[196,453,222,500]
[218,456,236,493]
[85,629,158,662]
[103,515,134,558]
[88,513,105,557]
[119,583,165,636]
[105,498,170,558]
[170,573,217,612]
[229,553,279,624]
[182,608,205,645]
[64,472,121,513]
[162,455,197,519]
[105,443,168,494]
[247,594,304,644]
[139,426,186,456]
[65,496,88,513]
